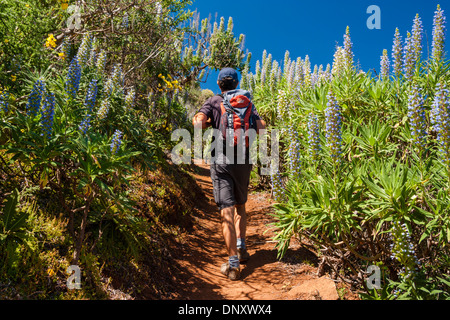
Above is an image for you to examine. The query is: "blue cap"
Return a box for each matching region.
[218,68,239,82]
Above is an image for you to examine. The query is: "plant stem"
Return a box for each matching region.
[72,193,93,265]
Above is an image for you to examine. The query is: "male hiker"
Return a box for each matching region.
[192,67,266,281]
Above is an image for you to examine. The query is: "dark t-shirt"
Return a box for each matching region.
[197,92,262,163]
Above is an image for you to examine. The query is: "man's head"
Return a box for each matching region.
[217,67,239,92]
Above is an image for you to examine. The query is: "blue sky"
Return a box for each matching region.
[189,0,448,91]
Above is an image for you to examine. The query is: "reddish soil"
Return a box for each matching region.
[173,163,357,300]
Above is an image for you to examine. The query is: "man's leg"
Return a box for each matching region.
[235,204,250,263]
[220,205,240,280]
[234,204,247,245]
[232,162,252,263]
[221,206,238,258]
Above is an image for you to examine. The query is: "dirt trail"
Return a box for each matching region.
[173,163,348,300]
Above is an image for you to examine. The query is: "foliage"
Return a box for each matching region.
[0,0,248,299]
[0,0,65,90]
[244,6,450,299]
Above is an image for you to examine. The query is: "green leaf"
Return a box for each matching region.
[2,189,19,230]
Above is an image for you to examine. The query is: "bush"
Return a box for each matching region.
[245,6,450,299]
[0,0,248,299]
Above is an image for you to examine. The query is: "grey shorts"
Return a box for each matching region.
[210,161,253,211]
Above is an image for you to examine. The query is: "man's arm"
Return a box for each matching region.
[251,103,266,134]
[256,119,266,134]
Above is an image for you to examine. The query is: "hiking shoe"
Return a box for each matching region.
[221,262,240,281]
[238,248,250,263]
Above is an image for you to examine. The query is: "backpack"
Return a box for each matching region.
[218,89,257,148]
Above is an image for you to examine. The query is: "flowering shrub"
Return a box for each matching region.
[431,82,450,171]
[0,0,249,298]
[0,35,150,266]
[243,5,450,300]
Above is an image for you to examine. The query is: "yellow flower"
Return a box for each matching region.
[25,4,30,8]
[58,52,66,60]
[11,75,16,82]
[61,2,68,10]
[45,34,57,49]
[4,39,9,43]
[47,268,55,277]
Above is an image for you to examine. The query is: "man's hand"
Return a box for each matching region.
[192,113,211,129]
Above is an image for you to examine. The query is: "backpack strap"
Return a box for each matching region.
[218,94,235,142]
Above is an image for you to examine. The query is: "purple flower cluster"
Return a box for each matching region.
[125,87,135,110]
[122,12,129,29]
[332,46,344,77]
[111,129,123,154]
[392,28,403,78]
[78,116,91,135]
[287,124,301,180]
[303,55,312,88]
[269,60,279,91]
[277,90,289,120]
[403,32,415,81]
[97,100,110,120]
[325,91,343,165]
[0,91,10,113]
[432,5,447,62]
[307,112,321,162]
[431,82,450,167]
[79,79,98,134]
[40,92,56,138]
[343,26,354,72]
[96,49,107,73]
[283,50,291,75]
[390,221,419,282]
[392,14,423,81]
[85,79,98,112]
[61,37,72,61]
[295,57,304,86]
[271,169,286,203]
[380,49,390,81]
[88,38,98,67]
[111,64,124,92]
[66,57,81,100]
[27,80,46,117]
[411,14,423,63]
[261,52,272,85]
[76,32,93,67]
[407,86,427,150]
